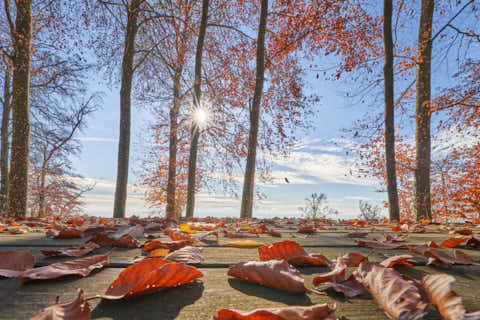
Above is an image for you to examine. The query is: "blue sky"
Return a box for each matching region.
[70,72,388,219]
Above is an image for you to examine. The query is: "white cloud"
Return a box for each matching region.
[343,196,372,201]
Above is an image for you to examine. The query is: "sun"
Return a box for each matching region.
[190,104,212,130]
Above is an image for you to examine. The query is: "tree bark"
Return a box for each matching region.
[383,0,400,222]
[0,65,11,210]
[166,70,182,218]
[414,0,434,221]
[7,0,33,218]
[240,0,268,218]
[186,0,209,218]
[113,0,140,218]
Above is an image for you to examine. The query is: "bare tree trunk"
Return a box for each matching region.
[113,0,140,218]
[240,0,268,218]
[186,0,209,218]
[383,0,400,222]
[0,65,11,210]
[414,0,434,221]
[7,0,33,218]
[166,70,182,218]
[38,166,46,216]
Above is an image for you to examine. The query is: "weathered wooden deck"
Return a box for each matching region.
[1,226,479,319]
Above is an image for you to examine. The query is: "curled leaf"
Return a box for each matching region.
[90,233,139,248]
[21,253,109,283]
[103,259,203,299]
[454,250,480,266]
[47,229,85,239]
[165,246,204,264]
[146,249,169,258]
[258,241,331,266]
[466,236,480,249]
[0,250,36,278]
[380,255,415,268]
[214,304,337,320]
[228,260,307,292]
[313,260,366,298]
[298,225,315,234]
[334,252,367,267]
[422,274,480,320]
[225,240,265,248]
[424,249,456,267]
[355,261,428,320]
[41,242,100,258]
[31,288,91,320]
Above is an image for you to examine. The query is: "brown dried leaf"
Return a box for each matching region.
[21,254,109,283]
[424,249,456,267]
[214,304,338,320]
[335,252,367,267]
[313,261,366,298]
[0,250,36,278]
[422,274,480,320]
[41,242,100,258]
[380,255,415,268]
[228,260,307,292]
[355,261,428,320]
[31,289,91,320]
[454,250,480,266]
[103,259,203,299]
[142,239,192,252]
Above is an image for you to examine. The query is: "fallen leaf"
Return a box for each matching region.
[298,225,315,234]
[334,252,367,267]
[258,240,331,266]
[380,255,415,268]
[422,274,480,320]
[268,229,282,237]
[89,233,139,248]
[354,261,428,320]
[47,229,85,239]
[111,224,144,239]
[214,304,337,320]
[168,230,195,242]
[224,232,259,238]
[454,250,480,266]
[180,224,197,234]
[142,240,192,252]
[41,242,100,258]
[355,239,401,249]
[453,229,472,236]
[103,259,203,299]
[312,259,366,298]
[424,249,456,267]
[198,231,219,242]
[31,288,91,320]
[228,260,307,292]
[466,236,480,249]
[392,225,402,232]
[226,240,265,248]
[347,232,368,238]
[0,250,36,278]
[165,246,204,264]
[21,253,109,283]
[146,249,169,258]
[440,237,469,248]
[427,241,439,248]
[381,233,408,242]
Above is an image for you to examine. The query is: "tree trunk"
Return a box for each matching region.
[186,0,209,218]
[240,0,268,218]
[414,0,434,221]
[166,70,182,218]
[113,0,140,218]
[7,0,33,218]
[383,0,400,222]
[38,166,46,216]
[0,65,11,210]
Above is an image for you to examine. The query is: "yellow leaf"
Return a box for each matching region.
[240,224,250,230]
[180,224,197,234]
[225,240,265,248]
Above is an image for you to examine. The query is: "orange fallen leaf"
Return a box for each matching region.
[143,240,193,252]
[226,240,265,248]
[298,225,315,234]
[391,225,402,232]
[47,228,85,239]
[146,248,169,258]
[103,259,203,299]
[31,288,91,320]
[439,237,469,248]
[335,252,368,267]
[89,233,139,248]
[0,250,36,278]
[228,260,307,292]
[380,255,415,268]
[355,239,401,249]
[422,274,480,320]
[21,253,109,283]
[258,240,331,266]
[214,304,337,320]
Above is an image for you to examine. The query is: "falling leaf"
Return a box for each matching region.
[422,274,480,320]
[258,241,331,266]
[143,240,193,252]
[228,260,307,292]
[226,240,265,248]
[21,253,109,283]
[440,237,469,248]
[31,288,91,320]
[165,246,204,264]
[103,259,203,299]
[214,304,337,320]
[380,255,415,268]
[41,242,100,258]
[354,261,428,320]
[0,250,36,278]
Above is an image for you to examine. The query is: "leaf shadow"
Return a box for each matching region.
[228,278,312,305]
[91,281,204,320]
[297,266,329,275]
